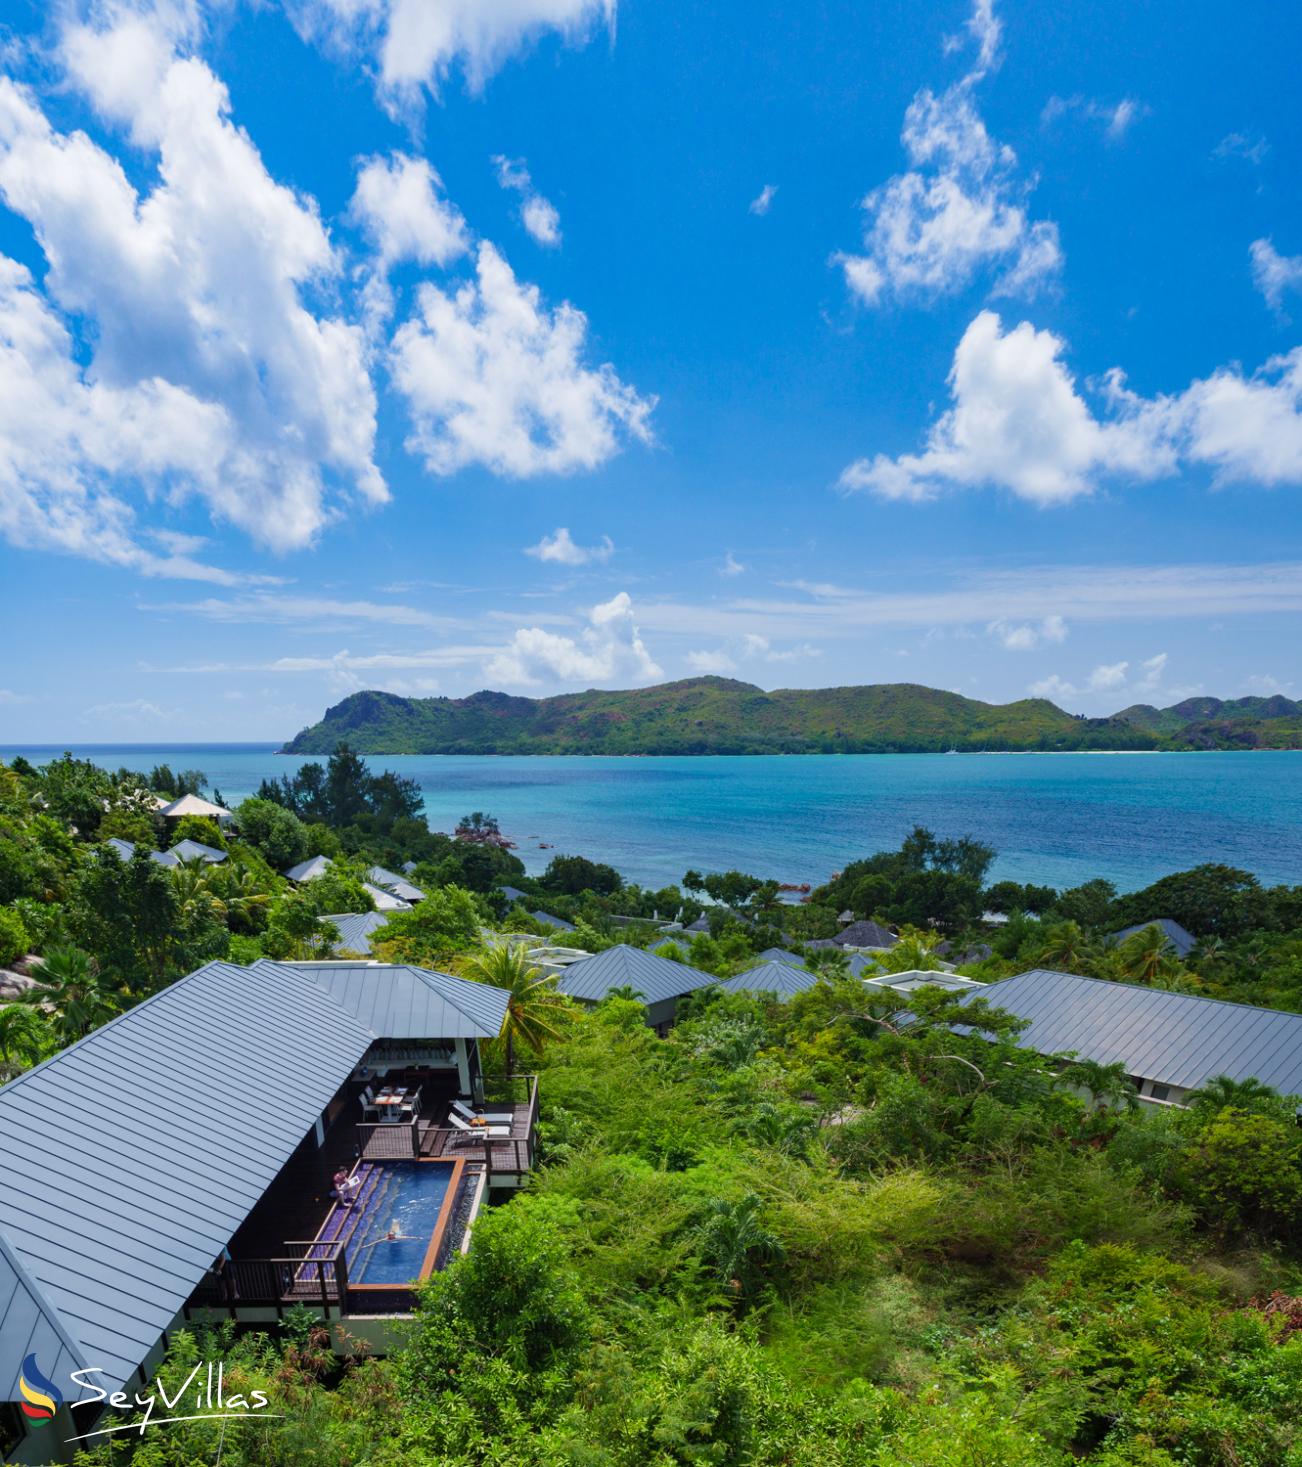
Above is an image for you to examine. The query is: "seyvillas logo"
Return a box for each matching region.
[18,1354,62,1428]
[64,1362,277,1442]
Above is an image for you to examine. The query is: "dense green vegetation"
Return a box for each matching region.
[283,678,1302,755]
[4,749,1302,1465]
[74,986,1302,1466]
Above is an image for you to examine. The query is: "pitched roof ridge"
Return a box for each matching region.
[995,967,1302,1021]
[404,964,507,1035]
[0,1230,91,1372]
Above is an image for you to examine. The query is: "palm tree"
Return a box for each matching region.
[462,942,574,1074]
[1114,924,1182,985]
[1031,920,1099,974]
[209,864,271,934]
[171,859,226,924]
[22,946,119,1046]
[1186,1074,1282,1114]
[690,1192,786,1301]
[879,929,945,975]
[0,1003,50,1078]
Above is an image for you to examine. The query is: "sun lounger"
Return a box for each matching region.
[447,1113,512,1140]
[450,1098,514,1125]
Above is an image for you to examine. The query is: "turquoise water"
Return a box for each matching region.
[5,744,1302,893]
[349,1161,455,1284]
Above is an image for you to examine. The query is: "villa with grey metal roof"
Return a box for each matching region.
[722,960,818,999]
[0,957,532,1460]
[1110,918,1197,960]
[555,944,717,1030]
[967,968,1302,1106]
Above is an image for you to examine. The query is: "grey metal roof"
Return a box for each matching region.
[556,945,717,1005]
[168,838,228,864]
[1112,918,1197,959]
[833,920,898,950]
[104,838,179,868]
[364,882,411,912]
[0,961,375,1399]
[969,968,1302,1096]
[500,886,529,903]
[758,946,806,967]
[722,961,818,999]
[867,970,983,994]
[321,912,391,956]
[285,963,510,1040]
[368,866,426,903]
[531,911,575,932]
[284,854,333,882]
[0,1233,91,1405]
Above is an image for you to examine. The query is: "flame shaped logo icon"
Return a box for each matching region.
[18,1353,62,1427]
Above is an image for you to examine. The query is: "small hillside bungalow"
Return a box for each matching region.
[0,959,536,1465]
[1109,918,1198,960]
[967,968,1302,1107]
[555,945,717,1032]
[721,960,818,999]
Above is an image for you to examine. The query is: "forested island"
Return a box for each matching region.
[283,678,1302,755]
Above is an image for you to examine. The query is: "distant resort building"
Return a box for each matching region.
[1109,918,1198,960]
[722,959,818,999]
[0,958,535,1463]
[284,856,425,912]
[965,968,1302,1107]
[830,920,899,951]
[555,944,716,1032]
[323,911,392,956]
[105,836,227,868]
[158,793,232,822]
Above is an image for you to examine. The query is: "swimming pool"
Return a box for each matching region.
[347,1159,462,1286]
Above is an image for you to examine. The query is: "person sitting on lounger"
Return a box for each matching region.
[332,1168,350,1204]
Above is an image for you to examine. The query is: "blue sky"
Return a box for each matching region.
[0,0,1300,741]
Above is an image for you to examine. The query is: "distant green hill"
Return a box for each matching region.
[280,678,1302,755]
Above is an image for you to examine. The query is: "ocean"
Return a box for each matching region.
[4,745,1301,894]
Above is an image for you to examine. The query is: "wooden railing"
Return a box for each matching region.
[187,1240,350,1317]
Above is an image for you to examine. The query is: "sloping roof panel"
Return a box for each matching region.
[286,963,509,1040]
[322,911,390,956]
[168,839,227,864]
[969,969,1302,1096]
[722,961,818,998]
[555,945,717,1004]
[0,962,374,1398]
[159,794,231,820]
[368,866,426,903]
[1112,918,1197,958]
[833,920,897,950]
[284,854,333,882]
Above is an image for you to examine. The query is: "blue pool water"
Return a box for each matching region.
[5,743,1302,892]
[348,1162,455,1285]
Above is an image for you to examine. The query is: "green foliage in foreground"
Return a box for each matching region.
[75,991,1302,1467]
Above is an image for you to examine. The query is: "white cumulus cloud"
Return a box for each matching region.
[749,184,777,216]
[524,527,615,564]
[1042,95,1149,142]
[1250,239,1302,314]
[988,614,1068,650]
[836,0,1060,307]
[842,310,1302,504]
[288,0,616,101]
[493,154,562,247]
[351,152,469,268]
[0,13,385,564]
[487,591,662,687]
[391,241,654,477]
